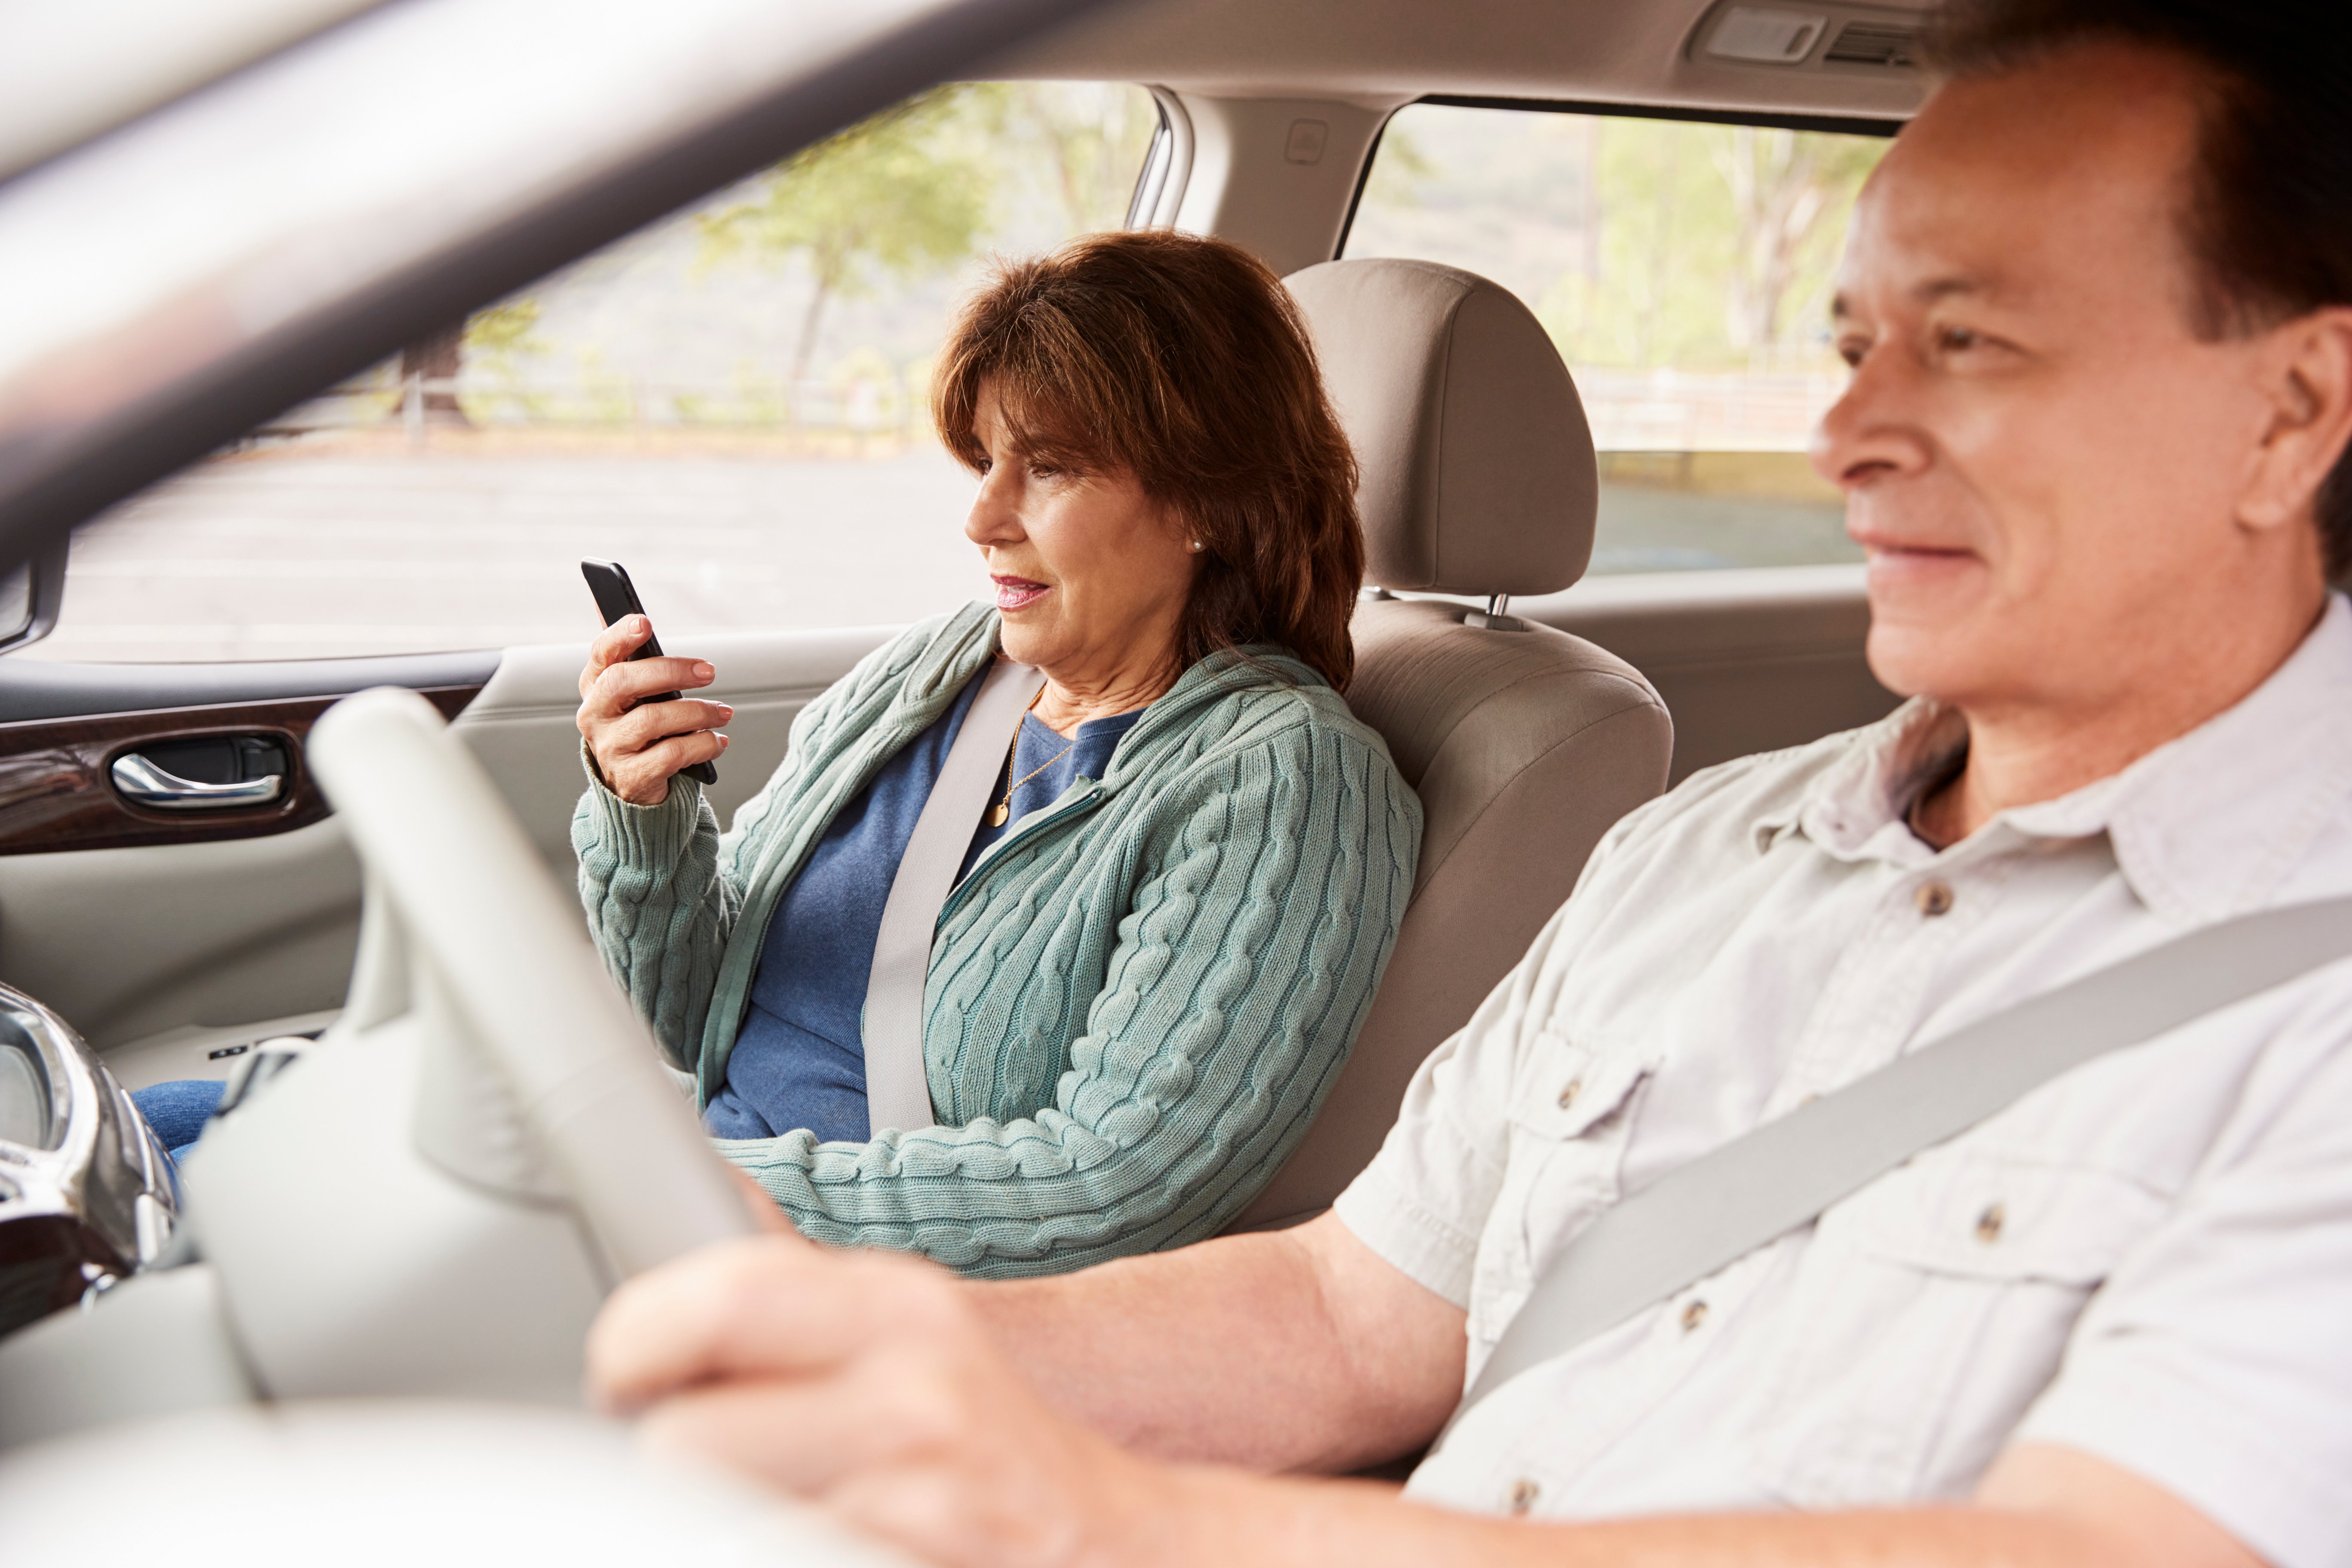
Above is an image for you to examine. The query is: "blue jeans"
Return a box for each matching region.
[132,1078,227,1161]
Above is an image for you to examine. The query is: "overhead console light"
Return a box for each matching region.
[1705,7,1828,64]
[1692,1,1924,74]
[1822,19,1918,67]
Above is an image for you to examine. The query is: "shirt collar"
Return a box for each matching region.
[1759,593,2352,922]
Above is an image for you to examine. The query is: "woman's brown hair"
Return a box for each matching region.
[933,229,1364,690]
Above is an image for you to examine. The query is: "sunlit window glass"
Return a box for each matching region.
[29,83,1159,662]
[1344,102,1889,576]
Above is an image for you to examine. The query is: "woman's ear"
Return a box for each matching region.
[2241,305,2352,535]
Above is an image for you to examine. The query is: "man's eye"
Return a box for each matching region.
[1934,325,1984,353]
[1835,335,1870,369]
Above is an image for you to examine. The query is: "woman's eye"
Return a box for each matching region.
[1836,335,1870,369]
[1934,324,1985,354]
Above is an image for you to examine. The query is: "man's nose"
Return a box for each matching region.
[1810,349,1929,494]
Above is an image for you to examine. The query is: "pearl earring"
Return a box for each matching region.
[1188,540,1204,553]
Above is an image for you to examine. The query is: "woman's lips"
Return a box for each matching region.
[992,575,1050,612]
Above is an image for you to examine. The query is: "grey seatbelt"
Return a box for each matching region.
[1440,893,2352,1443]
[861,657,1046,1136]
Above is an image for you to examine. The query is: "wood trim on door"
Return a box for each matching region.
[0,686,479,856]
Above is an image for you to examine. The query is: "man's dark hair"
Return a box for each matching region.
[1928,0,2352,573]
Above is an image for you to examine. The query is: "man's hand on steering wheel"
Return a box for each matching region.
[576,617,732,806]
[586,1237,1191,1568]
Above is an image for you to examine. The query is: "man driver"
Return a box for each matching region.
[582,3,2352,1565]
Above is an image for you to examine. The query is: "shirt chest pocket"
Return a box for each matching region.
[1470,1035,1658,1345]
[1750,1153,2169,1510]
[1849,1153,2164,1284]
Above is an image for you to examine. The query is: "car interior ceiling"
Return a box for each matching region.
[0,0,1921,1230]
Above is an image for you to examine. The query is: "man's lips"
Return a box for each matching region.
[992,574,1050,611]
[1859,540,1979,590]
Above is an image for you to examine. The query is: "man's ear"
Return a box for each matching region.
[2242,305,2352,535]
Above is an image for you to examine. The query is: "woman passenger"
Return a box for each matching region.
[570,229,1421,1277]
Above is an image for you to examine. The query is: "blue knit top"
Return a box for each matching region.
[702,675,1142,1144]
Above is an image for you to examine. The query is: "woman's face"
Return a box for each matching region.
[963,386,1197,696]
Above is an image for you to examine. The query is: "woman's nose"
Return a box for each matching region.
[965,470,1023,548]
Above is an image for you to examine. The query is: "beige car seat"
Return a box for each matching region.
[1230,258,1674,1230]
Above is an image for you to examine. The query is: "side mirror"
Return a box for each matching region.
[0,538,66,657]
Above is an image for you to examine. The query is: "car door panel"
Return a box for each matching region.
[0,651,502,723]
[0,688,477,856]
[0,627,893,1078]
[0,818,364,1056]
[1522,565,1896,783]
[453,625,893,874]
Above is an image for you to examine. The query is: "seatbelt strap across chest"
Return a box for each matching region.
[1440,893,2352,1444]
[861,657,1045,1136]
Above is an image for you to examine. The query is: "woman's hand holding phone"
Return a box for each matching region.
[576,616,733,805]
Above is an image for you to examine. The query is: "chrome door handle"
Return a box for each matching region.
[109,752,284,810]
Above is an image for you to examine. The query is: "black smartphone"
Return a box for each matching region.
[580,558,718,787]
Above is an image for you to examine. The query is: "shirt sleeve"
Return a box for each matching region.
[1329,775,1690,1308]
[2010,999,2352,1568]
[1332,903,1563,1309]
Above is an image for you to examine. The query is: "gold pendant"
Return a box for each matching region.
[989,803,1009,827]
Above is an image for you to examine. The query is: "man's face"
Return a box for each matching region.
[1816,43,2298,713]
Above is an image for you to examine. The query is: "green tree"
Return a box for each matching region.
[1360,123,1437,211]
[1712,128,1883,362]
[697,88,993,393]
[463,297,545,364]
[456,297,547,421]
[1538,117,1882,373]
[992,82,1158,232]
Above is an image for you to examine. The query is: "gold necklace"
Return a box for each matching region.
[989,697,1077,827]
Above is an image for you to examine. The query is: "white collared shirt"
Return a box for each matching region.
[1337,594,2352,1568]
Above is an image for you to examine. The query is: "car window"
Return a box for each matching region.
[24,83,1159,662]
[1343,101,1890,576]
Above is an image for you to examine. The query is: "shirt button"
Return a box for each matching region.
[1509,1477,1541,1516]
[1975,1203,2005,1243]
[1915,880,1956,917]
[1681,1299,1709,1332]
[1557,1078,1582,1110]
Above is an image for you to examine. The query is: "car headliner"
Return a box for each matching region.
[1009,0,1928,118]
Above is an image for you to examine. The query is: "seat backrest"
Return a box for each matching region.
[1229,259,1673,1230]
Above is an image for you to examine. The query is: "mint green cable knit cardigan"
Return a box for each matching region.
[573,602,1421,1277]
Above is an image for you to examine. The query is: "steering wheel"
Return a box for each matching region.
[306,686,753,1276]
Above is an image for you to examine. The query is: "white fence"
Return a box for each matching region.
[259,366,1843,454]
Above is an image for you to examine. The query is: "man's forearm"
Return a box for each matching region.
[968,1217,1462,1473]
[1118,1467,2199,1568]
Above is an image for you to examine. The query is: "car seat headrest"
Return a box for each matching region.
[1285,258,1598,597]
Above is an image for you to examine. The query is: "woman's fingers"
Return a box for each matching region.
[579,616,652,700]
[609,696,733,756]
[574,635,727,804]
[602,729,729,805]
[587,655,718,720]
